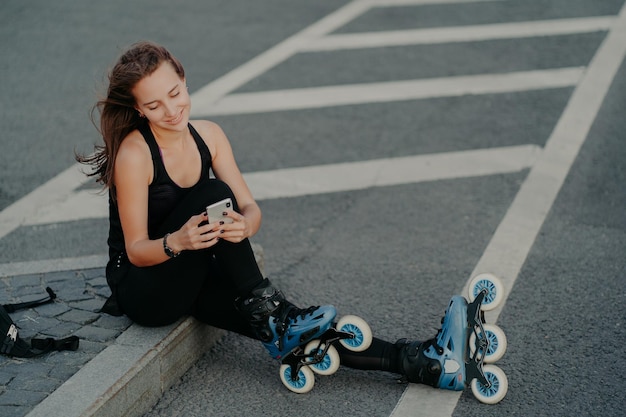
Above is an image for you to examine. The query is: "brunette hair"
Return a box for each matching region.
[77,41,185,191]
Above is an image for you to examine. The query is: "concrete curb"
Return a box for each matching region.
[25,244,264,417]
[26,319,224,417]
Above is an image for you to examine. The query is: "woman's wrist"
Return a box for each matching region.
[163,232,181,258]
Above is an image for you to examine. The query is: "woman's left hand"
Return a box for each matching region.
[216,210,250,243]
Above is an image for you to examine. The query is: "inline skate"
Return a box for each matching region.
[236,278,372,393]
[398,273,508,404]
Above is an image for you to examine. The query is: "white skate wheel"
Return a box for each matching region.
[468,273,504,311]
[469,324,507,363]
[336,315,373,352]
[471,364,508,404]
[304,341,340,375]
[280,364,315,394]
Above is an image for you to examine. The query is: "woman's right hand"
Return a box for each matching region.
[168,212,223,252]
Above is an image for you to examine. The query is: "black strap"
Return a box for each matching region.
[31,336,80,353]
[2,287,56,313]
[1,288,80,358]
[188,123,213,175]
[2,336,79,358]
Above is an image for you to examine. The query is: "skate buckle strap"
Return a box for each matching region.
[275,305,320,352]
[275,305,319,333]
[289,306,319,321]
[423,332,445,355]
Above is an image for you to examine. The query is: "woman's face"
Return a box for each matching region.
[133,61,190,131]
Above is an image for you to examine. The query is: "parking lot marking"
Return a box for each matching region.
[192,68,583,116]
[16,145,539,227]
[190,0,503,112]
[303,16,615,51]
[0,162,85,241]
[392,2,626,416]
[467,1,626,323]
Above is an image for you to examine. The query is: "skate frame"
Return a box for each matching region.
[282,328,355,381]
[465,290,491,387]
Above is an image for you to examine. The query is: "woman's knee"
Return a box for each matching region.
[204,179,235,200]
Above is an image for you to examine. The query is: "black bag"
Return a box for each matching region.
[0,287,79,357]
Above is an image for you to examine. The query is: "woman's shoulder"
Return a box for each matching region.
[113,129,153,185]
[189,119,225,139]
[116,129,151,165]
[189,120,229,155]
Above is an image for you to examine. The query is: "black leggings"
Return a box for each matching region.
[116,179,402,374]
[117,179,262,333]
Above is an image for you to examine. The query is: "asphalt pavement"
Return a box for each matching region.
[1,0,625,417]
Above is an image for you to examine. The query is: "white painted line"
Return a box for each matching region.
[191,67,583,116]
[10,145,539,228]
[0,163,86,240]
[391,3,626,417]
[392,388,461,417]
[364,0,505,6]
[29,188,107,225]
[245,145,540,200]
[302,16,615,51]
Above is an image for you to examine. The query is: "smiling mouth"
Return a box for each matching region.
[167,110,184,124]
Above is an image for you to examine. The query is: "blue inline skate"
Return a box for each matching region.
[236,278,372,393]
[397,273,508,404]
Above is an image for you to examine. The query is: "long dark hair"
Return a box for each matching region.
[77,41,185,192]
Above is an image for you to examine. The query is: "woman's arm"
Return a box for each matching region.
[193,120,262,243]
[114,132,168,266]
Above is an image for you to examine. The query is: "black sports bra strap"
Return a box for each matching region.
[188,123,213,176]
[138,122,167,182]
[138,122,162,163]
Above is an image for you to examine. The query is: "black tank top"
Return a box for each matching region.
[107,122,213,257]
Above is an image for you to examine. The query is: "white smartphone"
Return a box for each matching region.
[206,198,234,224]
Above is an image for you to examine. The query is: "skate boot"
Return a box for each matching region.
[236,278,336,360]
[236,278,373,394]
[397,283,509,404]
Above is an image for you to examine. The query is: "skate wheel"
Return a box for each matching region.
[336,315,373,352]
[304,341,340,375]
[468,273,504,311]
[279,364,315,394]
[470,364,508,404]
[469,324,507,363]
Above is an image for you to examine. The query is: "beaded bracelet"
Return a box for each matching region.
[163,233,180,258]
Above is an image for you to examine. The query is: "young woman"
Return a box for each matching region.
[78,41,455,391]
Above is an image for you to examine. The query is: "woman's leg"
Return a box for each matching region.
[337,337,443,386]
[335,338,402,373]
[190,256,258,339]
[117,252,208,326]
